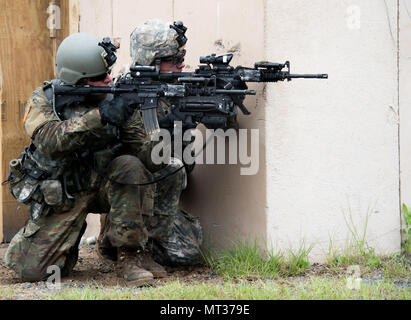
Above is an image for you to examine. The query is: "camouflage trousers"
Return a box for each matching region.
[5,155,202,282]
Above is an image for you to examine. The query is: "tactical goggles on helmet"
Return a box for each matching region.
[170,21,187,48]
[161,49,186,65]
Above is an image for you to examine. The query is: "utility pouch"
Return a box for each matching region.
[11,176,40,204]
[9,147,49,204]
[40,180,63,206]
[29,202,47,222]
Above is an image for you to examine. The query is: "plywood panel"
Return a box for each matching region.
[0,0,69,242]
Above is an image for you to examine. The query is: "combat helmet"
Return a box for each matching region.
[56,33,119,84]
[130,19,187,66]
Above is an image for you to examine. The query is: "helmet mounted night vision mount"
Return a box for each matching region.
[98,37,119,68]
[170,21,187,48]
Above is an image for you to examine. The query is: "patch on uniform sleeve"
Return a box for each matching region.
[23,103,31,123]
[24,87,59,138]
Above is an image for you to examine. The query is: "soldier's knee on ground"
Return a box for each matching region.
[8,253,65,282]
[11,246,82,282]
[20,265,51,282]
[5,218,86,282]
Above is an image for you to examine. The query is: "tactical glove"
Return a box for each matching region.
[98,97,136,127]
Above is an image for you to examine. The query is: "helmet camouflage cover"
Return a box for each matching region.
[130,19,184,66]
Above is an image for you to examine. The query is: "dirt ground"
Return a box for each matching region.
[0,243,223,299]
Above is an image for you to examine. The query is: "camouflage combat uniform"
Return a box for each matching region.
[5,86,202,282]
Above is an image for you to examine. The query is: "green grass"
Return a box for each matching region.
[286,241,313,276]
[323,203,411,279]
[0,287,15,300]
[402,204,411,255]
[202,240,284,280]
[379,254,410,279]
[201,239,312,280]
[326,239,410,279]
[45,278,410,300]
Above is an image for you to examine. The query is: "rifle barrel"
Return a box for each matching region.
[53,86,134,95]
[288,74,328,79]
[215,89,256,95]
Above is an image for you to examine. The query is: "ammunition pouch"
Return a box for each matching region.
[7,145,71,220]
[8,148,45,205]
[8,160,51,221]
[40,180,63,206]
[7,143,123,219]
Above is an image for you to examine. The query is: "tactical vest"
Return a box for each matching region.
[6,82,122,220]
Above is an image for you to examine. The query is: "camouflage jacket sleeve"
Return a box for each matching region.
[24,87,103,158]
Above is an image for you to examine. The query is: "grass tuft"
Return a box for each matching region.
[201,239,313,280]
[202,240,283,280]
[0,287,15,300]
[285,241,313,276]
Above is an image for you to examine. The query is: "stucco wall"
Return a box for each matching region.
[76,0,404,261]
[265,0,401,260]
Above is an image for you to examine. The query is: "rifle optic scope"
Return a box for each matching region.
[200,54,233,65]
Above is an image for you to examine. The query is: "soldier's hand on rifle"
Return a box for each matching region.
[97,96,136,127]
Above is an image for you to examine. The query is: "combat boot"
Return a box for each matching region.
[137,250,167,278]
[117,247,154,286]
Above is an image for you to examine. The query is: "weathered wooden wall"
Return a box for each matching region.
[0,0,69,242]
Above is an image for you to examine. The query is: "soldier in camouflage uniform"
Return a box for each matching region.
[4,29,202,286]
[96,19,201,268]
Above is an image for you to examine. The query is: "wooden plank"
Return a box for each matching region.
[68,0,80,35]
[0,0,69,242]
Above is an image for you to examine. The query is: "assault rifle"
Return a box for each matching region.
[50,53,328,134]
